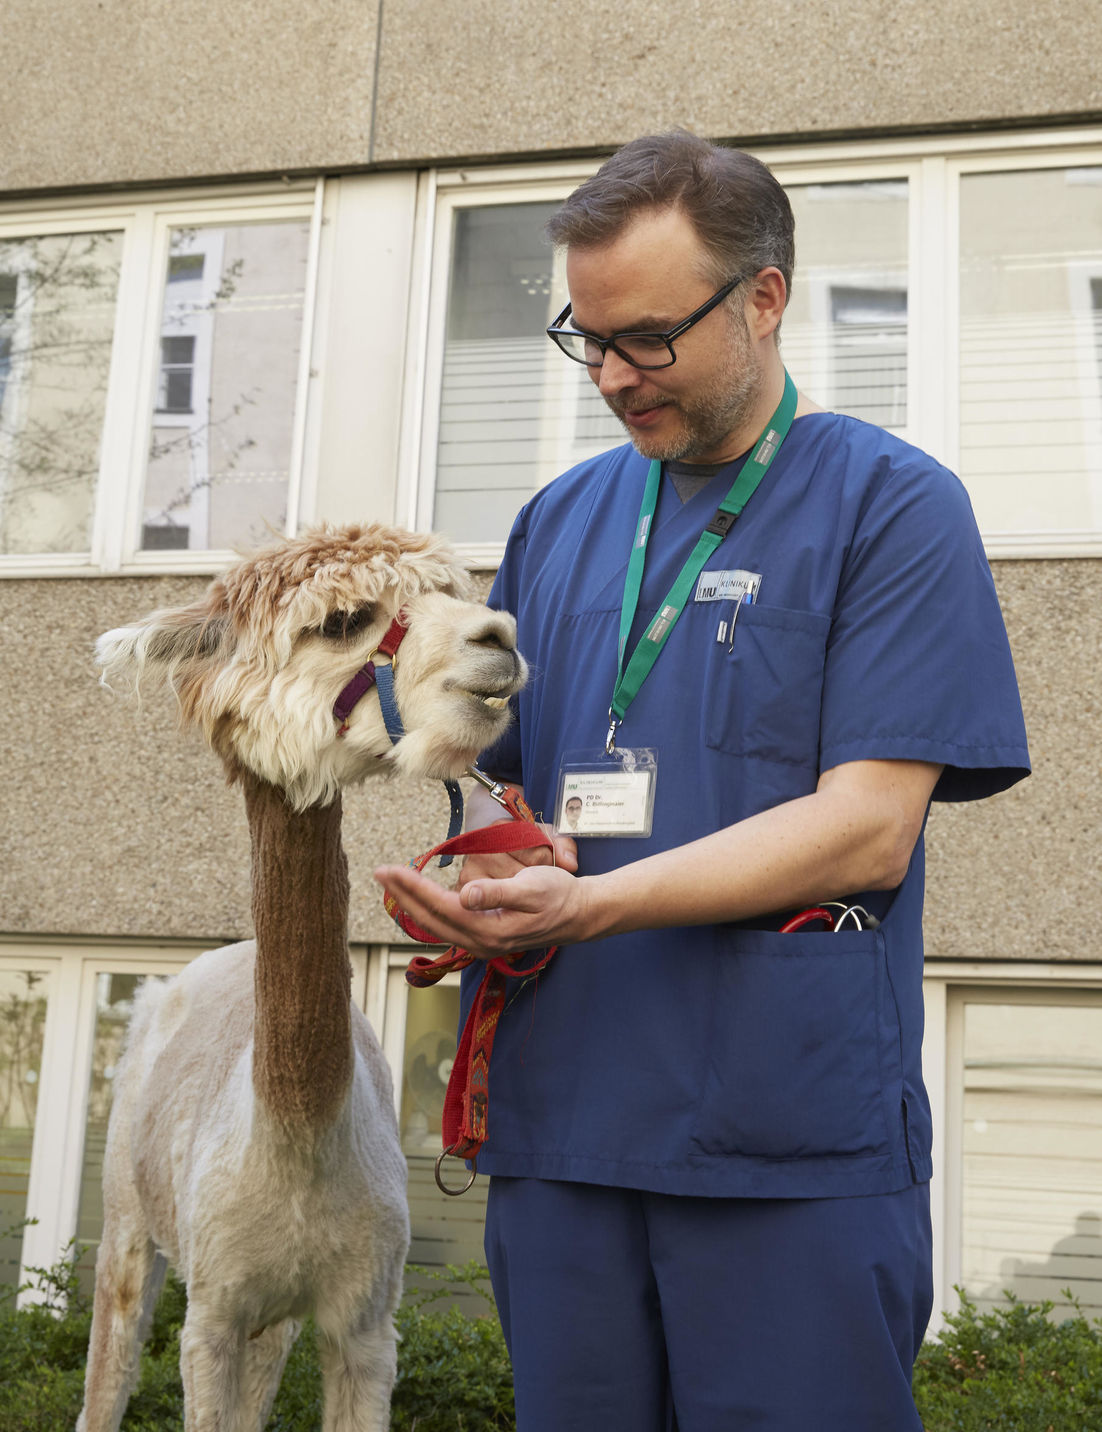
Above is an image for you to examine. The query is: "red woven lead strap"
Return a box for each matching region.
[382,787,558,1193]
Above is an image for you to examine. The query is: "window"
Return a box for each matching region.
[156,336,195,414]
[141,220,312,554]
[0,230,123,557]
[73,973,174,1291]
[0,186,319,573]
[429,199,619,545]
[0,970,50,1292]
[958,165,1102,546]
[924,964,1102,1333]
[0,274,17,414]
[383,954,490,1304]
[785,180,909,431]
[3,940,376,1303]
[415,136,1102,562]
[956,995,1102,1320]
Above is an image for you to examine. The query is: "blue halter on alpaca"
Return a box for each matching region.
[332,615,463,867]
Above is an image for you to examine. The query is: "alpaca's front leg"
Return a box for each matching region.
[319,1313,399,1432]
[180,1311,246,1431]
[237,1319,300,1431]
[76,1231,165,1432]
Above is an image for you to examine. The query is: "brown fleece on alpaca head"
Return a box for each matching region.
[217,524,473,666]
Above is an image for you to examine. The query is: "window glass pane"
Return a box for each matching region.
[960,167,1102,537]
[784,180,908,430]
[0,231,122,555]
[75,972,167,1292]
[141,220,311,552]
[400,978,489,1291]
[961,999,1102,1320]
[434,203,620,544]
[0,970,49,1291]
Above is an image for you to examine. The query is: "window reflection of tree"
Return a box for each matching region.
[85,974,145,1128]
[0,232,121,556]
[0,972,46,1129]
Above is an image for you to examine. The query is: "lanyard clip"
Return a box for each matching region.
[606,709,621,756]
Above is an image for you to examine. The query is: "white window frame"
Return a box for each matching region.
[0,182,323,578]
[406,128,1102,567]
[922,959,1102,1334]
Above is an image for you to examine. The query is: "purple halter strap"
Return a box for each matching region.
[330,612,463,865]
[332,614,408,735]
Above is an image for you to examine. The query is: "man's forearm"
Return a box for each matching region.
[577,760,940,940]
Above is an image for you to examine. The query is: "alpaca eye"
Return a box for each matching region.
[320,606,373,640]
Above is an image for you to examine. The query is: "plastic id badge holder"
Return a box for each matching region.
[553,747,658,838]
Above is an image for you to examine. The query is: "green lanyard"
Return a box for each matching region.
[607,370,798,754]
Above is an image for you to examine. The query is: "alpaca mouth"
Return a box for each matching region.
[468,691,510,710]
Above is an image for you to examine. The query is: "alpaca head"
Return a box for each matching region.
[96,523,526,808]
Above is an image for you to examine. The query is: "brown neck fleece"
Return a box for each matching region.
[242,771,353,1132]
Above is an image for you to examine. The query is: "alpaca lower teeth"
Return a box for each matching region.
[481,695,508,710]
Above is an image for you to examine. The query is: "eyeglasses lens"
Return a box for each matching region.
[554,329,674,369]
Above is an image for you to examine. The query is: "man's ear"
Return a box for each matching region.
[744,267,787,341]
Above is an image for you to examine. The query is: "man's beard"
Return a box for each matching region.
[605,310,764,462]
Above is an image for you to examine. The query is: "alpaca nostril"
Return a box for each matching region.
[470,625,512,651]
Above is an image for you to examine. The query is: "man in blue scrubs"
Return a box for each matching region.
[377,132,1030,1431]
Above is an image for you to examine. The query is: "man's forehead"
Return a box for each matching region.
[564,206,711,330]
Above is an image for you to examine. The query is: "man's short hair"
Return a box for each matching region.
[547,131,795,305]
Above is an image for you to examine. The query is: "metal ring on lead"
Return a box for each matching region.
[435,1145,477,1196]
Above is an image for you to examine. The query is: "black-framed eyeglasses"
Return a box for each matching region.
[546,273,747,370]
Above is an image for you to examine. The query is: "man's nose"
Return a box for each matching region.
[596,347,642,397]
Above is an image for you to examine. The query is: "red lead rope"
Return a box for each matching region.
[382,787,558,1194]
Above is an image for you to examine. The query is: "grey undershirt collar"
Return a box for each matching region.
[665,458,734,504]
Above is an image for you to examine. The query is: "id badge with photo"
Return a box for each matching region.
[553,747,657,838]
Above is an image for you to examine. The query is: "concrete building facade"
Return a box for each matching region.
[1,0,1100,1328]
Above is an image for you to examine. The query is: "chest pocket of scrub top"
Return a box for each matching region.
[703,604,831,764]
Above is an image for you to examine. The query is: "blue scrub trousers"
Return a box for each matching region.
[484,1177,932,1432]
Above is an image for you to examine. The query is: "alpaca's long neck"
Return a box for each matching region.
[242,771,353,1132]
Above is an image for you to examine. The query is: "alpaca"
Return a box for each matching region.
[78,523,526,1432]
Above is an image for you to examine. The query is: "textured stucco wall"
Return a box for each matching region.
[0,0,381,192]
[1,0,1100,193]
[923,558,1101,964]
[1,562,1097,957]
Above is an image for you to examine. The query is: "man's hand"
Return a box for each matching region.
[374,860,591,960]
[456,822,578,891]
[453,784,578,891]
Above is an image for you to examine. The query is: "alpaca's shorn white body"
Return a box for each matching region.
[78,524,526,1432]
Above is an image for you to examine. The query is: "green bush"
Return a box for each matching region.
[913,1289,1102,1432]
[0,1247,513,1432]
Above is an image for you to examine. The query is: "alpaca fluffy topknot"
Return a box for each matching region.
[219,523,474,669]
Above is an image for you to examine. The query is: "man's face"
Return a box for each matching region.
[564,206,766,464]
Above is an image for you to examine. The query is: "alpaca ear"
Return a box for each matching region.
[96,599,233,702]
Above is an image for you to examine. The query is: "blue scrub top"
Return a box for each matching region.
[464,413,1030,1198]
